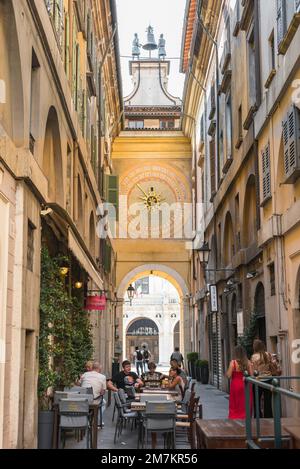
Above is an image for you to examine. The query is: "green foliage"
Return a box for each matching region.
[237,311,258,358]
[187,352,199,362]
[198,360,208,367]
[38,247,93,410]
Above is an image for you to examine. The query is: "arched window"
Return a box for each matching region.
[254,282,266,343]
[223,211,235,266]
[243,175,257,247]
[43,107,64,205]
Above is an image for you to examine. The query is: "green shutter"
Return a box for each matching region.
[65,12,70,78]
[104,174,119,221]
[104,241,112,274]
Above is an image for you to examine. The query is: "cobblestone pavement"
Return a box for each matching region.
[65,378,229,450]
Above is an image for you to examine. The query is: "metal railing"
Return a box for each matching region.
[244,373,300,449]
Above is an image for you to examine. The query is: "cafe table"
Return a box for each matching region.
[131,392,179,412]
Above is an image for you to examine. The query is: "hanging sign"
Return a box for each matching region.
[209,284,218,312]
[85,294,107,311]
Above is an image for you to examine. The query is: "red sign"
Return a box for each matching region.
[85,295,107,311]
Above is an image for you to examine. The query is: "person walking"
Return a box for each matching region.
[170,347,184,368]
[142,345,151,372]
[251,339,281,418]
[227,345,253,419]
[133,346,144,376]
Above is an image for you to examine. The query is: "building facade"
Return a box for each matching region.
[181,0,300,406]
[0,0,122,448]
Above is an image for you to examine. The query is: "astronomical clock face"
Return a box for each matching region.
[120,164,191,239]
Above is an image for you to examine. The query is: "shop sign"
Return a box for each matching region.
[85,295,107,311]
[209,285,218,312]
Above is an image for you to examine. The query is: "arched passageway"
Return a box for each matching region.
[117,264,188,365]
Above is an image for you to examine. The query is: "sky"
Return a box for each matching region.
[116,0,186,100]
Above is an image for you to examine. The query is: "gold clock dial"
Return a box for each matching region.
[137,184,165,211]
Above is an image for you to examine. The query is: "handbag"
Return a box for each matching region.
[268,353,282,376]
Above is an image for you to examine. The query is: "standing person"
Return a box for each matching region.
[133,346,144,376]
[251,339,280,418]
[113,360,143,390]
[227,345,253,419]
[170,347,184,368]
[142,345,151,372]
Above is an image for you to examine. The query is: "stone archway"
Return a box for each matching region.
[42,106,64,206]
[117,264,189,362]
[0,0,24,146]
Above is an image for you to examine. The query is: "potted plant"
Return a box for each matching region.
[38,247,93,448]
[187,352,199,379]
[199,360,209,384]
[195,359,202,382]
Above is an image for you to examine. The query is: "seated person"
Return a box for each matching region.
[170,359,188,387]
[141,362,163,388]
[113,360,143,390]
[166,367,184,397]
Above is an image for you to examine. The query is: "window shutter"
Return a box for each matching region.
[296,0,300,13]
[64,13,70,78]
[282,106,300,182]
[277,0,287,48]
[104,174,119,221]
[262,143,271,201]
[210,139,216,197]
[103,240,112,274]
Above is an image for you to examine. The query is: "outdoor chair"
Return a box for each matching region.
[113,392,138,444]
[64,386,93,395]
[58,398,90,449]
[124,385,136,400]
[176,395,200,449]
[54,391,80,405]
[177,390,194,414]
[140,400,177,449]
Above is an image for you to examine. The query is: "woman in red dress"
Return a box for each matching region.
[227,345,253,419]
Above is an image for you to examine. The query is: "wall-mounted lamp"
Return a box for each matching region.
[127,284,135,306]
[196,241,211,265]
[246,271,257,279]
[59,267,69,277]
[227,278,239,287]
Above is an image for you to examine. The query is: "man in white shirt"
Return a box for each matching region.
[80,361,107,401]
[80,361,107,427]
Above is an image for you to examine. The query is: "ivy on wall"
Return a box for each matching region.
[38,247,93,409]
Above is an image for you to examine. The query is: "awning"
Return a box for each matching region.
[68,228,103,289]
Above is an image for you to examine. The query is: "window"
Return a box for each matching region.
[237,105,243,146]
[159,120,175,129]
[269,263,276,296]
[210,137,216,198]
[247,27,257,108]
[129,120,144,129]
[225,94,233,160]
[277,0,287,49]
[262,142,271,202]
[45,0,64,51]
[282,106,300,183]
[27,221,35,272]
[135,277,149,295]
[30,50,40,155]
[269,30,275,71]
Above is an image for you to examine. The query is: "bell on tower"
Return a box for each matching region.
[142,25,158,58]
